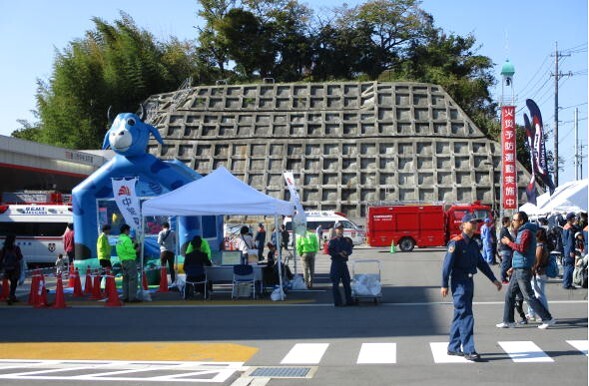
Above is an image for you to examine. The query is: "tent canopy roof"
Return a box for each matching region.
[142,166,294,217]
[519,179,588,216]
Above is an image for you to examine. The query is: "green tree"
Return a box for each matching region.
[196,0,236,78]
[19,12,202,148]
[390,30,497,136]
[315,0,433,80]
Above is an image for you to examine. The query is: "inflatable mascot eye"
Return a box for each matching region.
[127,118,136,126]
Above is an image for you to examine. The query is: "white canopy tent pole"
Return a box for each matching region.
[292,229,298,275]
[139,215,145,299]
[275,215,284,300]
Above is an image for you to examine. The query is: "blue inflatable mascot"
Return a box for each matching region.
[72,106,221,262]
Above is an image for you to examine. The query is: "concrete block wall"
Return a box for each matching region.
[145,81,532,218]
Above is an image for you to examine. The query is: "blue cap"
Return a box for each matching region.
[461,213,478,223]
[484,217,493,223]
[566,212,576,221]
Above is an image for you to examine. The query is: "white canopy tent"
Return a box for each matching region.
[142,166,295,299]
[519,179,588,217]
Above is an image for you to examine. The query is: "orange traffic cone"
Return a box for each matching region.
[72,268,83,297]
[68,264,75,287]
[322,241,329,254]
[28,269,40,305]
[104,271,122,307]
[0,277,9,301]
[83,266,93,295]
[52,275,67,309]
[90,270,104,300]
[157,266,169,292]
[142,271,148,290]
[35,272,48,308]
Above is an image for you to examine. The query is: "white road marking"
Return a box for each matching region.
[280,343,329,364]
[566,340,589,356]
[498,341,554,363]
[357,343,397,364]
[429,343,470,364]
[0,359,244,383]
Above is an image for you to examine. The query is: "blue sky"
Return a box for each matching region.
[0,0,586,184]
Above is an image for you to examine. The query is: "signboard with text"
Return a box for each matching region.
[501,106,517,210]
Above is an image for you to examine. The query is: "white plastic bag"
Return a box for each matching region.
[290,274,307,290]
[271,286,285,301]
[173,276,186,294]
[353,274,381,296]
[138,289,152,301]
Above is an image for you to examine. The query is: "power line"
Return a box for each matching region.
[517,55,551,95]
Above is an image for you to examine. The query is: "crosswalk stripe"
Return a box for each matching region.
[566,340,589,356]
[280,343,329,364]
[498,341,554,363]
[357,343,397,364]
[429,343,470,364]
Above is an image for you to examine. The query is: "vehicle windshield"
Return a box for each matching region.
[285,219,360,231]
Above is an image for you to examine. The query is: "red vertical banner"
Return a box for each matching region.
[501,106,517,210]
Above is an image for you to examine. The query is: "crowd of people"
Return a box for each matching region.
[1,209,586,310]
[440,209,587,362]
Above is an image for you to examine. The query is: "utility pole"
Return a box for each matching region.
[575,108,579,180]
[551,41,572,186]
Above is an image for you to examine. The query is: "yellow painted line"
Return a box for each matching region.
[0,342,257,362]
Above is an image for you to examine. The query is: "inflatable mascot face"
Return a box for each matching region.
[102,106,163,157]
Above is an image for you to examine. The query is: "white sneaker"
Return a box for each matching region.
[496,322,516,328]
[538,319,557,329]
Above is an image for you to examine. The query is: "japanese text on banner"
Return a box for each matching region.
[283,171,307,236]
[112,177,142,234]
[501,106,517,209]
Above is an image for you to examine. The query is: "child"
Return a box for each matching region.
[55,254,65,277]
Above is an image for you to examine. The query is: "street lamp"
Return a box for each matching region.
[482,159,496,216]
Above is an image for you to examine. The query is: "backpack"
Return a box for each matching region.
[545,253,559,278]
[1,248,18,271]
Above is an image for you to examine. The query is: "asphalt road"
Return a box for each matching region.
[0,246,586,386]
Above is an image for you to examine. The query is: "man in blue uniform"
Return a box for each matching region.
[441,214,502,361]
[328,222,354,307]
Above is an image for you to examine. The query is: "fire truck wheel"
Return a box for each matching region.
[399,237,415,252]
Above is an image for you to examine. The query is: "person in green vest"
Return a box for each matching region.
[97,224,112,270]
[116,224,140,303]
[296,227,320,288]
[185,233,211,262]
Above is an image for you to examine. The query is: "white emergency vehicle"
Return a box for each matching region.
[0,203,72,266]
[284,211,366,245]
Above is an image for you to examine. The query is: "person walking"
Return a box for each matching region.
[97,224,112,270]
[481,217,496,265]
[55,254,66,277]
[498,216,514,283]
[280,225,290,252]
[157,222,177,284]
[116,224,140,303]
[527,227,551,321]
[441,214,502,362]
[296,227,320,288]
[327,222,354,307]
[0,234,24,305]
[497,211,556,329]
[63,223,75,265]
[315,225,324,245]
[561,212,579,289]
[255,223,266,262]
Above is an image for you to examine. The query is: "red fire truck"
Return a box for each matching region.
[366,202,492,251]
